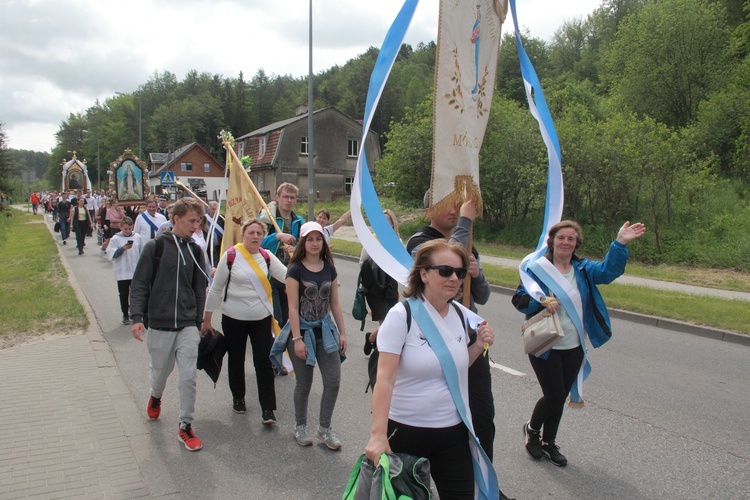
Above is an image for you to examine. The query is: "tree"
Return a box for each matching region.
[374,96,434,204]
[606,0,731,127]
[0,122,13,193]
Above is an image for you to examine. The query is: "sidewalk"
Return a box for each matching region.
[332,226,750,302]
[0,212,178,499]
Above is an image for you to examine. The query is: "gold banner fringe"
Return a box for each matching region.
[426,175,484,220]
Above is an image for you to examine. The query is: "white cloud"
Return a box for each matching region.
[0,0,603,152]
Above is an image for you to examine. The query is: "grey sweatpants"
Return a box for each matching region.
[286,336,341,429]
[147,326,200,425]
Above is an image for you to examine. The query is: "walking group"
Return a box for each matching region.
[69,179,644,499]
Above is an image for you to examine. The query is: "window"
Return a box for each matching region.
[258,173,265,191]
[181,162,192,172]
[204,163,210,173]
[300,136,308,155]
[259,136,267,156]
[237,142,245,158]
[347,139,359,157]
[345,176,354,194]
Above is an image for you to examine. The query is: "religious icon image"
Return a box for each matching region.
[68,170,83,190]
[110,151,148,202]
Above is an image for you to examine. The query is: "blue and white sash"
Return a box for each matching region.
[407,297,499,499]
[141,212,159,239]
[528,259,591,404]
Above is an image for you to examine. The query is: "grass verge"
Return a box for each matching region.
[330,236,750,335]
[0,210,87,348]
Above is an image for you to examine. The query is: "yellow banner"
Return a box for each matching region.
[220,149,265,255]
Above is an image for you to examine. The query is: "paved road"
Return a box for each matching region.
[63,240,750,499]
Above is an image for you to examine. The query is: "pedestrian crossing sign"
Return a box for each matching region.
[160,171,176,186]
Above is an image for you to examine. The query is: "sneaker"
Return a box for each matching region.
[178,423,203,451]
[262,410,277,425]
[62,240,67,245]
[147,396,161,420]
[523,421,543,459]
[316,426,342,450]
[541,442,567,466]
[294,424,313,446]
[233,397,246,414]
[273,365,289,376]
[363,332,373,356]
[122,315,130,325]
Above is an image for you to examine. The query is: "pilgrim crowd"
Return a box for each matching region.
[45,180,644,500]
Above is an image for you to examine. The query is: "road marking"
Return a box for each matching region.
[489,360,526,377]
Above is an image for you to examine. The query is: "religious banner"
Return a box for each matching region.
[219,131,266,256]
[109,150,148,203]
[427,0,507,218]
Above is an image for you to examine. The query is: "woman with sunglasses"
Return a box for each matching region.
[283,222,347,450]
[365,239,495,499]
[512,220,645,466]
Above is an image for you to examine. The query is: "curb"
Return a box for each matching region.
[45,216,182,499]
[334,252,750,347]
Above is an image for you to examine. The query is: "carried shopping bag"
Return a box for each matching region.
[343,452,431,500]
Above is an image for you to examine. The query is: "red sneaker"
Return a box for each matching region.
[147,396,161,420]
[178,423,203,451]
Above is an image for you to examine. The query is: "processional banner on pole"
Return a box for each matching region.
[428,0,507,218]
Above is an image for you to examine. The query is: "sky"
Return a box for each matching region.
[0,0,603,153]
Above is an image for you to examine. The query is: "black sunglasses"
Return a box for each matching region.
[426,265,468,280]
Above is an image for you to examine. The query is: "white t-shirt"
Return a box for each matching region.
[377,301,469,428]
[553,267,582,350]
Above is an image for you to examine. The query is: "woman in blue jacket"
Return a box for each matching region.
[512,220,645,466]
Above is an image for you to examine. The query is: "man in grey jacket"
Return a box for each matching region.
[130,198,208,451]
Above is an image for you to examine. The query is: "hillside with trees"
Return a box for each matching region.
[5,0,750,268]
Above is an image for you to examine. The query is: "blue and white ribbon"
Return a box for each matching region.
[509,0,564,302]
[350,0,420,285]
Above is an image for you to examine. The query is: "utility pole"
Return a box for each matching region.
[307,0,315,221]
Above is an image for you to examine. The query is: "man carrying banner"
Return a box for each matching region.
[259,183,304,329]
[406,191,496,462]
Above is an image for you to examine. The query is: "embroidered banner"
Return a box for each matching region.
[220,134,265,256]
[428,0,507,218]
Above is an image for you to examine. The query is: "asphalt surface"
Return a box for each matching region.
[2,212,749,499]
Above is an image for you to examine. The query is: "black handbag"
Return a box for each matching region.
[54,221,60,232]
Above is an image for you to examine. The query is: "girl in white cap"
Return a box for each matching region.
[285,221,347,450]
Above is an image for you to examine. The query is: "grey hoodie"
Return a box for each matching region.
[130,233,207,330]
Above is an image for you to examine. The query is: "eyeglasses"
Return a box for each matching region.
[426,265,468,280]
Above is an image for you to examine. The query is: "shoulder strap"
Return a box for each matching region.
[402,299,412,332]
[151,237,164,287]
[224,247,237,301]
[258,247,271,267]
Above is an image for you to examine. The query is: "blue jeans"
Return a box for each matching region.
[58,217,70,241]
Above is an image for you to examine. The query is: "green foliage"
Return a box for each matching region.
[606,0,731,127]
[374,96,434,206]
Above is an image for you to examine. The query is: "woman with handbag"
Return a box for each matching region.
[70,197,93,255]
[365,239,496,499]
[512,220,645,466]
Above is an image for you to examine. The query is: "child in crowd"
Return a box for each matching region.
[106,216,145,324]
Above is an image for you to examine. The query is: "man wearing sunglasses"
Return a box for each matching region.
[406,189,497,478]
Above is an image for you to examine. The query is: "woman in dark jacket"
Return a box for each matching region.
[512,220,645,466]
[71,197,93,255]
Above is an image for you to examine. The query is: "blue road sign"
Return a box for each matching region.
[160,171,176,186]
